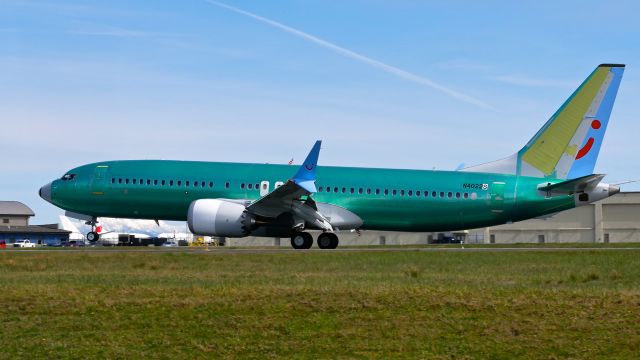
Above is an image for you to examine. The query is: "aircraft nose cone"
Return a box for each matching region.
[39,182,52,203]
[609,184,620,197]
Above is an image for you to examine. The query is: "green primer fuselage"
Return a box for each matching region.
[49,160,576,232]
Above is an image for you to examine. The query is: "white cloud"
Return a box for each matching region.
[494,74,577,88]
[67,25,186,39]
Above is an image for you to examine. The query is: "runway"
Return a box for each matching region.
[4,246,640,254]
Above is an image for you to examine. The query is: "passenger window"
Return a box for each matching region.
[125,179,129,184]
[375,189,380,195]
[154,180,158,185]
[169,180,174,186]
[209,182,214,188]
[384,189,389,195]
[439,191,444,198]
[186,181,190,187]
[139,179,143,184]
[248,183,253,190]
[342,187,346,194]
[326,186,330,192]
[333,187,338,193]
[456,192,461,198]
[254,183,259,189]
[161,180,166,186]
[133,179,137,184]
[447,192,452,198]
[366,188,371,194]
[350,188,354,194]
[400,190,405,196]
[408,190,413,196]
[464,192,469,199]
[240,183,245,189]
[201,182,205,188]
[432,191,437,197]
[392,190,397,196]
[416,191,420,196]
[147,180,151,185]
[225,182,230,189]
[358,188,363,194]
[318,187,323,193]
[111,178,115,184]
[177,180,182,186]
[424,190,428,197]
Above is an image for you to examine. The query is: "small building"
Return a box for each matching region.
[0,201,70,246]
[0,201,34,226]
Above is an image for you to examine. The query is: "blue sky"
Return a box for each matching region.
[2,0,639,224]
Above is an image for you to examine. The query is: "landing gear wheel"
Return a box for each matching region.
[86,231,100,243]
[317,233,339,249]
[291,232,313,249]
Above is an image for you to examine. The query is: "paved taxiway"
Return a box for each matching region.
[4,247,640,254]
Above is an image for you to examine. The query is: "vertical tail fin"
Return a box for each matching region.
[518,64,625,179]
[59,215,81,233]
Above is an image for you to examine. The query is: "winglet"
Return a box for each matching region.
[293,140,321,193]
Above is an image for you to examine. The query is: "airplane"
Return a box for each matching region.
[59,215,151,244]
[157,231,193,242]
[58,215,85,241]
[40,64,625,249]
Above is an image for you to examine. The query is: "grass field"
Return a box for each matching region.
[1,248,639,359]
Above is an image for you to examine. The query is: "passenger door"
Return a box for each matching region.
[260,181,270,197]
[90,165,109,195]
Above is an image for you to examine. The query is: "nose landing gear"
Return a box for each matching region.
[85,216,100,243]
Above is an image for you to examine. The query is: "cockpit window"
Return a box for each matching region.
[61,174,76,181]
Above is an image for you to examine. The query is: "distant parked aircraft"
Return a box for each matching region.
[58,215,150,244]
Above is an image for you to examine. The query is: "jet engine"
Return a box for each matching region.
[187,199,254,237]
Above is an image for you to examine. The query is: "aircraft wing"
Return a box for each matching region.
[246,141,333,231]
[538,174,605,195]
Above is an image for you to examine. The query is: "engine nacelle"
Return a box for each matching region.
[187,199,251,237]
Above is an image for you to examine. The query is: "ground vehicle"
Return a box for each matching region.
[162,241,178,247]
[13,240,36,248]
[0,240,5,249]
[68,240,86,247]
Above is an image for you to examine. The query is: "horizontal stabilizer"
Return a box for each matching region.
[538,174,605,195]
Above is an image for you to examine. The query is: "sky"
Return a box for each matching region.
[2,0,639,227]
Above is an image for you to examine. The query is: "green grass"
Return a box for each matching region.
[1,249,639,359]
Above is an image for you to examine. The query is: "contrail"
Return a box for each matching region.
[205,0,493,110]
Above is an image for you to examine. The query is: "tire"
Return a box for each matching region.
[318,233,339,249]
[87,232,100,243]
[329,233,339,249]
[291,232,313,249]
[317,233,333,249]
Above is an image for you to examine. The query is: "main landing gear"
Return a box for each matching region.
[290,232,339,250]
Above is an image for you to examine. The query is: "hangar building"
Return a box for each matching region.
[232,192,640,246]
[0,201,70,245]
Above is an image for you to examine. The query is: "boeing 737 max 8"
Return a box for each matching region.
[40,64,625,249]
